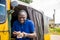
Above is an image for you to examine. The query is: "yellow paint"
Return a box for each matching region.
[0,19,9,40]
[0,0,10,40]
[44,34,50,40]
[6,0,10,10]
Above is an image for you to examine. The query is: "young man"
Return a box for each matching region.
[12,10,36,40]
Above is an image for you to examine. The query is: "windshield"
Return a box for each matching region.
[0,4,6,23]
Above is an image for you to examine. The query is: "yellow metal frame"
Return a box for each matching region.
[0,0,51,40]
[0,0,10,40]
[44,34,50,40]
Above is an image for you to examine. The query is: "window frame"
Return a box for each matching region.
[0,3,7,23]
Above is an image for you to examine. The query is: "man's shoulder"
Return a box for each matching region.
[26,19,34,24]
[13,20,18,24]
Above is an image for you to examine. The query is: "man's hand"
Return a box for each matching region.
[13,31,21,35]
[16,31,21,35]
[13,31,17,35]
[13,31,17,37]
[22,32,28,37]
[16,31,24,38]
[22,32,36,38]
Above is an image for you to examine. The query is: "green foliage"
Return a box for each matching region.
[49,27,60,35]
[55,28,60,32]
[19,0,32,4]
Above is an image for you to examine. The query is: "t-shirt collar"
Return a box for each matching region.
[17,19,28,25]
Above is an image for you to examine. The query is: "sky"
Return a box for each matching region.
[11,0,60,24]
[30,0,60,24]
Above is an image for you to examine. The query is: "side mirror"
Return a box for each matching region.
[7,10,14,15]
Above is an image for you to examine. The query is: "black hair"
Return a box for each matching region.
[18,10,27,16]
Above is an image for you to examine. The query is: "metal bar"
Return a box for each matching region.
[0,31,9,32]
[0,35,1,40]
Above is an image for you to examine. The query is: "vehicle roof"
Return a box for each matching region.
[11,0,44,14]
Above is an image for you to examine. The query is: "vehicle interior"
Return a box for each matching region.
[10,4,44,40]
[11,5,30,27]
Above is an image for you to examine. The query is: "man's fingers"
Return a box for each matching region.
[13,31,17,34]
[16,31,21,35]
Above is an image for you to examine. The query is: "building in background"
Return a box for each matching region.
[44,15,50,34]
[49,19,54,28]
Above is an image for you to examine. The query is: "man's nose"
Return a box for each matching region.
[20,18,24,20]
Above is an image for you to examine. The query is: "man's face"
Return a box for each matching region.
[18,12,27,24]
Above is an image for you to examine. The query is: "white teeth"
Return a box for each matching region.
[0,4,5,7]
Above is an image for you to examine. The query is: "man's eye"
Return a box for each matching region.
[20,17,25,19]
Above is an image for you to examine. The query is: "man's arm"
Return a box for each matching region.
[12,21,17,37]
[23,20,36,38]
[23,32,36,38]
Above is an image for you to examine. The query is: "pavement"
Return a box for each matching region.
[51,35,60,40]
[44,34,60,40]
